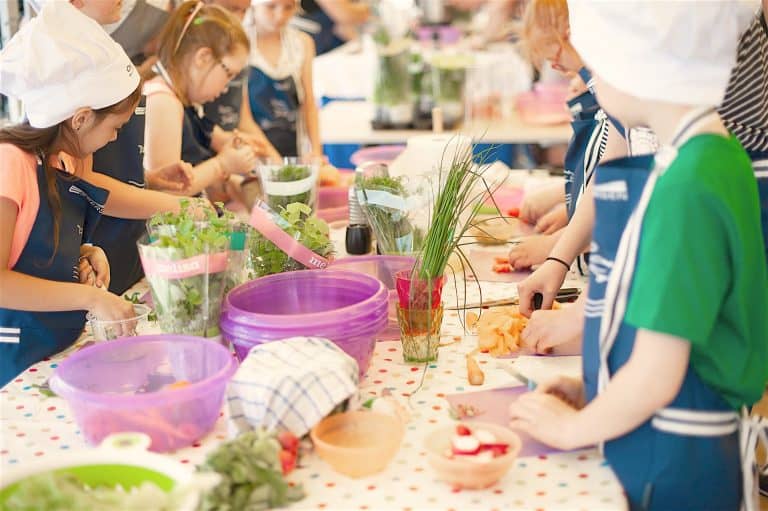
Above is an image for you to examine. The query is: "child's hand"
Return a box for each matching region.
[517,257,569,316]
[521,307,583,354]
[535,204,568,234]
[146,161,194,192]
[508,391,580,450]
[218,142,256,175]
[519,183,565,224]
[508,234,558,270]
[536,376,585,409]
[87,291,138,337]
[79,245,110,290]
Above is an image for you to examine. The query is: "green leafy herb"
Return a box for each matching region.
[263,164,313,212]
[357,174,424,255]
[196,430,304,511]
[142,200,233,337]
[123,292,158,322]
[248,203,333,278]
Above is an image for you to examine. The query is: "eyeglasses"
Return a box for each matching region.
[217,59,238,80]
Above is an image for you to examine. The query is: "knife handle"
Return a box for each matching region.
[532,292,543,310]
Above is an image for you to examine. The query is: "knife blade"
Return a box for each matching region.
[445,287,581,310]
[497,363,537,390]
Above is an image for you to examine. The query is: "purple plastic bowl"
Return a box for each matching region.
[349,145,406,167]
[330,255,416,341]
[220,270,388,377]
[49,335,237,452]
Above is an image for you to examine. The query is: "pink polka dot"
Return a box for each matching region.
[180,459,189,464]
[537,472,546,477]
[388,348,397,352]
[408,486,419,492]
[436,393,445,398]
[1,450,8,455]
[192,442,202,448]
[579,473,588,478]
[536,491,546,496]
[14,379,22,383]
[34,451,44,457]
[28,368,37,372]
[367,485,376,491]
[410,367,419,372]
[405,380,415,385]
[50,436,59,441]
[577,454,588,460]
[325,482,335,488]
[538,455,548,460]
[493,489,504,494]
[47,406,56,412]
[379,369,388,373]
[373,380,383,384]
[16,432,25,437]
[432,405,441,410]
[15,405,23,410]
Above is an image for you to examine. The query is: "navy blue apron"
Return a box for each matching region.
[0,160,109,386]
[203,69,247,132]
[91,96,148,295]
[152,62,215,166]
[747,150,768,260]
[297,0,344,56]
[248,66,300,156]
[583,112,743,510]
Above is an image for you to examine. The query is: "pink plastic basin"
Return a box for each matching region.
[350,145,406,167]
[220,270,388,377]
[49,335,237,452]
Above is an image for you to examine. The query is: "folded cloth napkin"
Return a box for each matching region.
[226,337,359,437]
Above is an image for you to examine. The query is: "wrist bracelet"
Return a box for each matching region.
[545,256,571,271]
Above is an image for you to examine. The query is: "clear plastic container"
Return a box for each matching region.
[49,335,237,452]
[258,157,319,213]
[87,303,153,341]
[220,270,388,377]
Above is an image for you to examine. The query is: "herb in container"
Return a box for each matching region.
[258,157,319,213]
[139,200,232,338]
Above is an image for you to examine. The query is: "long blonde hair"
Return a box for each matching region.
[154,1,250,105]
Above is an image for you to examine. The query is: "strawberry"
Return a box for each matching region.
[506,207,520,218]
[455,424,472,436]
[277,431,299,455]
[479,443,510,457]
[279,449,296,474]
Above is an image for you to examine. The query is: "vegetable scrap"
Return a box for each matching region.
[449,403,483,420]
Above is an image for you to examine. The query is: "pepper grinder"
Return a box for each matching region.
[345,162,390,255]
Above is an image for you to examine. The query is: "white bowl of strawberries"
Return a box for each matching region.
[424,422,522,489]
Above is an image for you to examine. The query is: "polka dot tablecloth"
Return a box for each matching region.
[0,255,627,510]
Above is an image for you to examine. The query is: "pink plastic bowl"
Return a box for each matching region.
[516,91,570,125]
[220,270,388,377]
[350,145,406,167]
[49,335,237,452]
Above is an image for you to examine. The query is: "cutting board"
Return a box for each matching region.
[446,386,571,457]
[465,248,531,283]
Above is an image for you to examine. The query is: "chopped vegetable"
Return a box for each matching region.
[466,354,485,386]
[3,472,180,511]
[196,430,304,511]
[445,424,511,462]
[476,303,560,356]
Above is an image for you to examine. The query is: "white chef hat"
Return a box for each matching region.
[0,1,140,128]
[568,0,758,106]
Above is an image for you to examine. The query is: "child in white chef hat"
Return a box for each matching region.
[0,1,148,385]
[509,1,767,510]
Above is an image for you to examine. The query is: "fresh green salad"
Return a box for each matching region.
[248,203,333,278]
[3,472,180,511]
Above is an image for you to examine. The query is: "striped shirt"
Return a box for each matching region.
[718,10,768,154]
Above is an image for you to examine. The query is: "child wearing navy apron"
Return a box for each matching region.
[0,2,140,386]
[510,3,767,510]
[245,0,322,158]
[143,1,257,197]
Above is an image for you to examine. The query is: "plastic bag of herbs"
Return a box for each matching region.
[258,158,319,213]
[139,200,232,338]
[247,202,334,278]
[355,172,431,255]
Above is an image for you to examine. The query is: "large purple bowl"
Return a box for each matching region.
[49,335,237,452]
[220,270,388,377]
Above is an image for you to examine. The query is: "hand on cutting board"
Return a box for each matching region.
[519,183,565,224]
[517,258,571,316]
[509,390,580,450]
[536,376,585,409]
[535,204,568,234]
[508,234,558,270]
[521,306,583,355]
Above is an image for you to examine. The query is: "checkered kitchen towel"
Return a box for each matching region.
[226,337,360,437]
